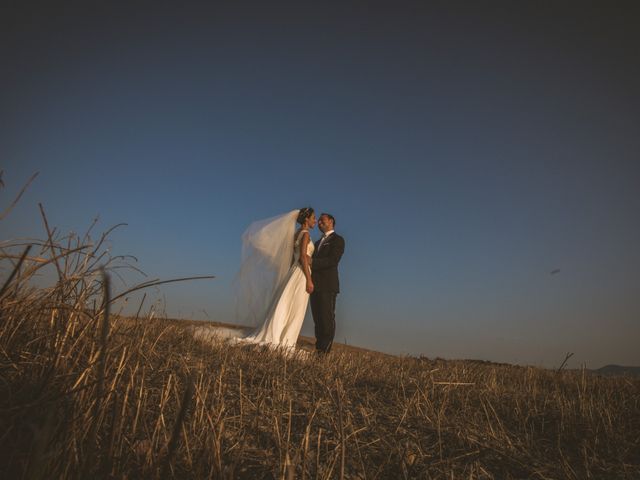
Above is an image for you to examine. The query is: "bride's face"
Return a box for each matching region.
[306,213,317,229]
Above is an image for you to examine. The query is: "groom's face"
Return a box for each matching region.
[318,215,333,233]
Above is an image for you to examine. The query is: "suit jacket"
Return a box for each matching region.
[312,232,345,293]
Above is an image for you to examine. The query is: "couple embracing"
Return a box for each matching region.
[235,208,345,354]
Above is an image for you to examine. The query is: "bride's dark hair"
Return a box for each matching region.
[296,207,314,225]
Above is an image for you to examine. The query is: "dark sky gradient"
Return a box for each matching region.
[2,2,639,368]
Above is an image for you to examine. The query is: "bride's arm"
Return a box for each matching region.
[299,232,314,294]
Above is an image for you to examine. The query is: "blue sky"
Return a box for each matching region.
[2,2,639,368]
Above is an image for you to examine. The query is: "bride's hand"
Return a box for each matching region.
[306,280,314,294]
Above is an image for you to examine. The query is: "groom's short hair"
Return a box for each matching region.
[321,213,335,226]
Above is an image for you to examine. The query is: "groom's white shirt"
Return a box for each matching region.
[318,230,334,250]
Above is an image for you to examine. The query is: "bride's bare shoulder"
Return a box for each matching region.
[296,228,310,239]
[294,228,309,240]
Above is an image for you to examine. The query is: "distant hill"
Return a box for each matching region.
[594,365,640,377]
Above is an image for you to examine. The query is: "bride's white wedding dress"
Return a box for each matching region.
[189,210,312,352]
[239,228,314,348]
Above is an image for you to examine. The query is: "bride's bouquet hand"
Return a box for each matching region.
[306,280,314,294]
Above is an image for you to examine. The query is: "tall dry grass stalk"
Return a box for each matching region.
[1,205,639,478]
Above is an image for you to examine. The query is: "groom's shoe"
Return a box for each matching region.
[314,350,328,360]
[315,341,332,355]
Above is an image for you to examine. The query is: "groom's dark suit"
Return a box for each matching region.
[311,232,345,353]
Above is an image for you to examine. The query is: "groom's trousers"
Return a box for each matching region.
[310,291,337,353]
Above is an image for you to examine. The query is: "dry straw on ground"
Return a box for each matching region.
[1,207,639,479]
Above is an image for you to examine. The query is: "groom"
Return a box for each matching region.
[311,213,345,354]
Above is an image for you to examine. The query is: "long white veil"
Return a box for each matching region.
[234,210,298,328]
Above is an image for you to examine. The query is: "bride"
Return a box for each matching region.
[234,207,316,349]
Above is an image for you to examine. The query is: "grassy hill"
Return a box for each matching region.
[1,224,639,478]
[3,310,640,479]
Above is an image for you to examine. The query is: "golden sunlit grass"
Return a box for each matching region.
[1,208,639,479]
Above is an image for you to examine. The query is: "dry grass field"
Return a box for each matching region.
[1,215,639,479]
